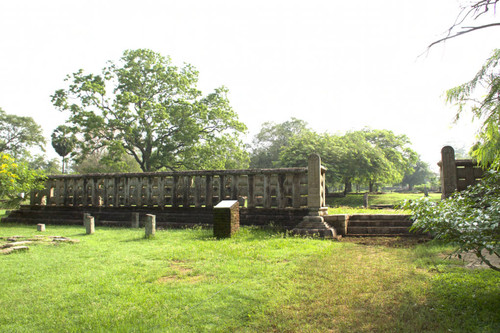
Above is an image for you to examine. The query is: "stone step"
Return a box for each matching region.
[347,220,413,227]
[348,214,411,221]
[347,226,413,235]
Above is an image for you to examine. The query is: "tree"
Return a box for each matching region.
[447,49,500,169]
[51,49,248,172]
[279,129,414,194]
[51,125,77,174]
[0,108,45,158]
[250,118,309,168]
[428,0,500,49]
[401,158,435,191]
[362,128,417,192]
[0,153,45,208]
[71,148,142,174]
[25,154,61,175]
[403,169,500,272]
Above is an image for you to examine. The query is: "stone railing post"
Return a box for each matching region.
[84,213,95,235]
[145,214,156,238]
[307,154,326,216]
[440,146,457,199]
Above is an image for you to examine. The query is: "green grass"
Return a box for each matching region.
[326,192,441,215]
[1,224,499,332]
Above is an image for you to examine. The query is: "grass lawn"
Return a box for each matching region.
[327,192,441,215]
[1,223,499,332]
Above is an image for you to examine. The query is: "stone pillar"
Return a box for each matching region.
[145,214,156,238]
[131,212,140,228]
[37,224,45,232]
[213,200,240,239]
[84,213,95,235]
[307,154,324,216]
[363,193,369,208]
[440,146,457,199]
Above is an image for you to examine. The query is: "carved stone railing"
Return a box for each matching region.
[31,154,327,211]
[438,146,484,199]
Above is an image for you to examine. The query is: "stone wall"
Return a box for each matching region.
[438,146,484,199]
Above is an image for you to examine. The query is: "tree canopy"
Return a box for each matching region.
[278,128,417,193]
[0,108,45,158]
[250,118,309,168]
[51,125,77,173]
[51,49,248,172]
[447,48,500,169]
[0,153,45,208]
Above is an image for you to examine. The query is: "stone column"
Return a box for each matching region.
[145,214,156,238]
[84,213,95,235]
[440,146,457,199]
[307,154,324,216]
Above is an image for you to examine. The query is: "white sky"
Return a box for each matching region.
[0,0,498,170]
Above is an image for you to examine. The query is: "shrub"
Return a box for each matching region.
[0,154,45,207]
[402,169,500,272]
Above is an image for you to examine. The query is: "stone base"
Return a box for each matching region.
[292,215,338,239]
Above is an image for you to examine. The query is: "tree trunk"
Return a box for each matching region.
[344,181,352,195]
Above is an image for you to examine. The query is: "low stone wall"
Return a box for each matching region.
[3,205,310,230]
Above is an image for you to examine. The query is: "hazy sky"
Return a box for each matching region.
[0,0,498,169]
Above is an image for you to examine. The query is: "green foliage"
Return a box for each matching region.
[25,154,61,175]
[447,49,500,169]
[71,149,142,174]
[250,118,309,168]
[402,158,436,191]
[0,154,45,207]
[403,169,500,271]
[279,128,417,192]
[0,108,45,158]
[51,125,77,173]
[51,49,248,172]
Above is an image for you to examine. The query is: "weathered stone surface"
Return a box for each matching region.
[2,246,29,254]
[37,224,46,232]
[0,241,33,249]
[145,214,156,238]
[213,200,240,239]
[84,214,95,235]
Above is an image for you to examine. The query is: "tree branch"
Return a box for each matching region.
[427,23,500,49]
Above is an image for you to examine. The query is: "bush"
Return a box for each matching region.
[403,169,500,272]
[0,154,45,208]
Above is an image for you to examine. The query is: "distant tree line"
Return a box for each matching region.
[248,118,436,194]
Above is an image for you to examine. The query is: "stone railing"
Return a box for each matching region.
[31,154,327,211]
[438,146,484,199]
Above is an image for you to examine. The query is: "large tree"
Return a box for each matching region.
[0,108,45,157]
[51,49,248,172]
[401,158,435,191]
[361,128,417,192]
[250,118,309,168]
[278,129,415,194]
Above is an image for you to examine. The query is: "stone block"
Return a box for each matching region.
[145,214,156,238]
[213,200,239,238]
[84,213,95,235]
[37,224,45,232]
